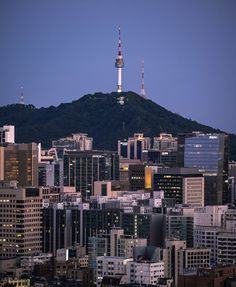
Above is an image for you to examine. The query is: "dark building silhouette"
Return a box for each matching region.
[63,150,119,199]
[128,164,145,191]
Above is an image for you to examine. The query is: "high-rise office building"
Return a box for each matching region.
[153,168,204,206]
[63,150,119,199]
[0,181,42,258]
[83,208,123,247]
[182,133,229,205]
[42,204,71,255]
[38,161,62,187]
[0,143,39,187]
[42,203,89,255]
[164,209,194,248]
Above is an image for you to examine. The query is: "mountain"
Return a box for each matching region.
[0,91,236,160]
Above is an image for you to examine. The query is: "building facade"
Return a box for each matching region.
[0,125,15,144]
[183,133,229,205]
[0,143,39,187]
[63,150,119,199]
[0,182,42,258]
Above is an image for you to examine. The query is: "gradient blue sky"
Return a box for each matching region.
[0,0,236,133]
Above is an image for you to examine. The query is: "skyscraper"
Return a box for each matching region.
[153,167,204,206]
[63,150,119,199]
[183,133,229,204]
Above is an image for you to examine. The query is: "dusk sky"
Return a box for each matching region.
[0,0,236,134]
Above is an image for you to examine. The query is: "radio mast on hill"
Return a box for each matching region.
[20,86,25,105]
[115,27,124,93]
[140,61,146,99]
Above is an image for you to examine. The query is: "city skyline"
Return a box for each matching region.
[1,0,236,134]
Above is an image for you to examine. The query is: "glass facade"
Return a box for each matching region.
[63,150,119,199]
[184,133,229,204]
[184,135,221,173]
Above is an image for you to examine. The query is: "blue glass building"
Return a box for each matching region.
[184,133,228,205]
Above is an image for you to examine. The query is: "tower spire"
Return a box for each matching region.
[20,86,24,105]
[115,27,124,93]
[140,61,146,99]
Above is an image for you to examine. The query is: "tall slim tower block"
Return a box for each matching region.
[140,60,146,98]
[115,27,124,93]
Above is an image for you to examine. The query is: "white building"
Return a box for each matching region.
[0,125,15,143]
[127,261,165,285]
[194,205,228,227]
[194,206,236,264]
[224,209,236,232]
[194,225,220,260]
[96,256,132,286]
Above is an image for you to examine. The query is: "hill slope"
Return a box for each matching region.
[0,91,235,160]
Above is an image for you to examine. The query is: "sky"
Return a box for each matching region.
[0,0,236,134]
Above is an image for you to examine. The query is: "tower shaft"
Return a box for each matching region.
[115,27,124,93]
[118,68,122,93]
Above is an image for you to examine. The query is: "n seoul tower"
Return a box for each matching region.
[115,27,124,93]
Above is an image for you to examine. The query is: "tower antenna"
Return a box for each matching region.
[140,61,146,99]
[20,86,25,105]
[115,27,124,93]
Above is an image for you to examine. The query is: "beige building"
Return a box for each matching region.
[0,181,42,258]
[183,176,204,207]
[0,143,39,187]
